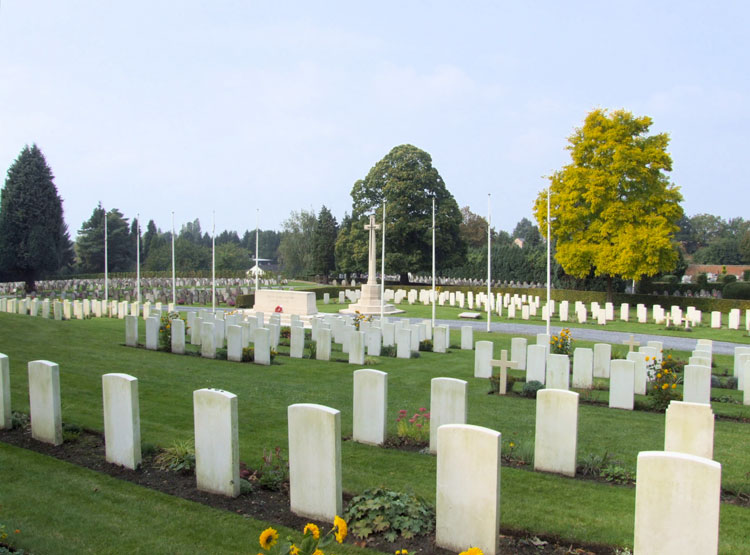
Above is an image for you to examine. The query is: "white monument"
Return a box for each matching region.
[342,214,402,315]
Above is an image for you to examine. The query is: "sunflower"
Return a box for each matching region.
[259,527,279,550]
[304,523,320,540]
[333,515,348,543]
[459,548,484,555]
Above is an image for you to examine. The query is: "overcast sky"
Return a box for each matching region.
[1,1,748,239]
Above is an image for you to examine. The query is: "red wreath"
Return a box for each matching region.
[274,305,283,313]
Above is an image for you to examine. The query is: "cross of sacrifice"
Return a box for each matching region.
[622,334,640,352]
[364,214,381,285]
[490,349,518,395]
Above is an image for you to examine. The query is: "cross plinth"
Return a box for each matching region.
[490,349,518,395]
[622,334,640,352]
[364,214,381,285]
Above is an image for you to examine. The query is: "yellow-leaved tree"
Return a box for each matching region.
[534,109,683,301]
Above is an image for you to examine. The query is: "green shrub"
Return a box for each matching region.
[418,339,433,352]
[236,294,255,308]
[380,345,396,357]
[723,281,750,300]
[723,274,737,284]
[727,376,738,390]
[521,380,544,398]
[744,269,750,282]
[344,488,435,542]
[155,439,195,473]
[600,464,634,485]
[306,341,317,359]
[710,375,721,388]
[578,451,611,477]
[661,275,678,285]
[241,347,255,362]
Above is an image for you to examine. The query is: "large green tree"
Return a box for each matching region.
[311,205,338,280]
[0,144,73,290]
[534,109,683,300]
[336,144,465,283]
[278,209,317,278]
[75,204,134,273]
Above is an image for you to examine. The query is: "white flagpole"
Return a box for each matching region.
[487,193,491,332]
[212,211,216,313]
[546,188,551,337]
[171,211,176,306]
[255,209,260,293]
[104,205,108,306]
[136,213,141,305]
[432,197,436,328]
[380,200,386,322]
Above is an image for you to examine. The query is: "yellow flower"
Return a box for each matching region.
[459,548,484,555]
[653,385,658,390]
[509,442,515,448]
[290,546,300,555]
[671,384,677,389]
[313,550,324,555]
[662,383,669,390]
[259,527,279,549]
[333,515,348,544]
[304,523,320,540]
[656,373,662,379]
[667,354,672,359]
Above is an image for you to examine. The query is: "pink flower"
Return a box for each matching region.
[399,409,407,415]
[419,407,426,412]
[415,423,422,428]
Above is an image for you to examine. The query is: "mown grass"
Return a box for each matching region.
[316,299,750,344]
[0,312,749,553]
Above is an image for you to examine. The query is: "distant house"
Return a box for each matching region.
[513,238,525,249]
[684,264,750,281]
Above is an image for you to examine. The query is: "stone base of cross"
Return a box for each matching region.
[490,349,518,395]
[622,334,640,352]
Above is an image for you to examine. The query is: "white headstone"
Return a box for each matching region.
[683,364,711,405]
[436,424,501,555]
[289,325,304,359]
[352,369,387,446]
[511,337,527,370]
[429,377,468,454]
[396,328,411,359]
[593,343,611,378]
[125,315,138,347]
[433,325,448,353]
[102,373,141,470]
[647,341,663,364]
[546,354,570,390]
[28,360,62,445]
[201,321,216,359]
[288,404,342,521]
[474,341,493,378]
[534,389,578,477]
[349,330,365,365]
[145,317,159,351]
[710,311,721,328]
[664,401,714,460]
[226,325,243,362]
[171,318,185,355]
[634,451,720,555]
[627,351,649,396]
[365,327,381,357]
[460,326,473,350]
[526,344,547,384]
[609,359,635,410]
[254,327,271,365]
[193,389,239,497]
[572,348,593,389]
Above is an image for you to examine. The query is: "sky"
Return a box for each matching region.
[1,1,748,239]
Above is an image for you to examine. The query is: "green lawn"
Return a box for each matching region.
[317,299,750,344]
[0,313,749,553]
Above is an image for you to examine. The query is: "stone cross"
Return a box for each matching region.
[622,334,640,352]
[364,214,381,285]
[490,349,517,395]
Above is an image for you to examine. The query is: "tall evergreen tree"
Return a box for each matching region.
[311,205,338,280]
[75,204,133,273]
[0,144,73,290]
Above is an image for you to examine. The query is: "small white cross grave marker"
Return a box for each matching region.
[622,334,640,353]
[490,349,517,395]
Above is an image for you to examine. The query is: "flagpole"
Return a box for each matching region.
[431,197,436,328]
[212,211,216,313]
[104,205,108,307]
[487,193,491,332]
[380,200,386,322]
[546,188,551,337]
[136,213,141,305]
[255,209,260,293]
[171,211,176,306]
